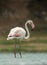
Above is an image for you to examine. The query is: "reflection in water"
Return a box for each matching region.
[0,53,47,65]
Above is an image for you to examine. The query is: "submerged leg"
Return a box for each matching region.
[14,42,16,58]
[19,41,22,58]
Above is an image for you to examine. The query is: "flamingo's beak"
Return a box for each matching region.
[31,23,35,30]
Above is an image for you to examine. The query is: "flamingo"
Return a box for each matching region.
[7,20,35,57]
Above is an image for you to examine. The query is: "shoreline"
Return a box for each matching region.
[0,43,47,52]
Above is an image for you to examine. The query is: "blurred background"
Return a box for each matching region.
[0,0,47,52]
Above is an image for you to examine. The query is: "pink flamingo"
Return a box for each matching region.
[7,20,35,57]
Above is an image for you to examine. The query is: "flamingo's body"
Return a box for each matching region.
[7,20,35,57]
[7,20,35,40]
[7,27,26,40]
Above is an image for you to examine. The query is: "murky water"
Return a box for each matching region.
[0,53,47,65]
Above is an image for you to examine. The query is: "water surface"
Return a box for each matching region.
[0,53,47,65]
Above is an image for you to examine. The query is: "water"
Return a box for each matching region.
[0,53,47,65]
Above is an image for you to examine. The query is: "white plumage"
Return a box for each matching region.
[7,20,35,40]
[7,27,26,40]
[7,20,35,57]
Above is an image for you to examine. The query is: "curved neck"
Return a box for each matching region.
[24,22,30,39]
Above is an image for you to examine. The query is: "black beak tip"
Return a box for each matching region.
[31,29,34,31]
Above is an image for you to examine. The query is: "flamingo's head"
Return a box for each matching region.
[27,20,35,30]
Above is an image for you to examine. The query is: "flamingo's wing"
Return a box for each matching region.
[8,27,26,39]
[13,30,21,37]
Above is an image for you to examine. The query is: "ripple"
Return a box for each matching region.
[0,53,47,65]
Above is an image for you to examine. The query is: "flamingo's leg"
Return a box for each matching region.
[19,41,22,58]
[14,41,16,58]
